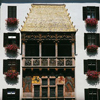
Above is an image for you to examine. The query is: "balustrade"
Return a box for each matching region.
[22,57,75,67]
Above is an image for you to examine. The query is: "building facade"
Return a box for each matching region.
[0,0,100,100]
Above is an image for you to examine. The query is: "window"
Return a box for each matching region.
[50,79,55,85]
[42,79,48,85]
[84,33,100,49]
[33,78,56,98]
[42,87,48,97]
[58,41,72,56]
[50,87,55,97]
[84,59,100,73]
[42,79,48,97]
[83,6,99,20]
[87,34,96,45]
[8,6,17,18]
[58,85,63,97]
[4,33,20,48]
[3,89,20,100]
[85,89,100,100]
[3,59,20,74]
[42,41,55,56]
[34,85,40,97]
[25,41,39,56]
[88,60,96,70]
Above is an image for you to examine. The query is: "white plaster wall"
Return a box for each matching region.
[65,3,100,100]
[0,2,100,100]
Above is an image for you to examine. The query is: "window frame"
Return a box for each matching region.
[83,6,99,20]
[3,89,20,100]
[25,41,39,56]
[84,59,100,74]
[58,41,72,56]
[8,6,17,18]
[85,88,100,100]
[34,77,57,98]
[87,34,96,45]
[34,85,40,97]
[4,33,20,48]
[87,60,97,71]
[42,41,55,56]
[3,59,20,74]
[84,33,100,49]
[58,85,64,97]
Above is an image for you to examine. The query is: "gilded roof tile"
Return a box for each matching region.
[21,4,76,32]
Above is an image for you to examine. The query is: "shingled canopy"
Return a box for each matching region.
[21,4,76,32]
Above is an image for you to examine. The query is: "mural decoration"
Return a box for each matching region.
[57,76,64,84]
[65,76,74,92]
[23,76,32,92]
[65,76,75,97]
[32,76,40,84]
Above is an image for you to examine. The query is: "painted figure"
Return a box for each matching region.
[24,76,32,92]
[65,76,74,91]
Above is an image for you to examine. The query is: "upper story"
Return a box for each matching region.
[1,2,100,60]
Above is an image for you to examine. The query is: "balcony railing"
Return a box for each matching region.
[23,92,75,98]
[22,57,75,67]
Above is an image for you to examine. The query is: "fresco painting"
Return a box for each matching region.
[65,76,75,97]
[23,76,32,92]
[32,76,40,84]
[57,76,65,84]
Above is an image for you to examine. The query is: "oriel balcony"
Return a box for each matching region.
[22,39,75,68]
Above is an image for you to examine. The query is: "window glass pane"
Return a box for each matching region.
[88,34,92,39]
[50,87,55,97]
[87,34,95,45]
[58,41,72,56]
[88,66,96,70]
[42,87,48,97]
[88,60,96,65]
[86,7,96,18]
[89,89,97,100]
[34,85,40,97]
[42,41,55,56]
[88,60,96,71]
[58,85,63,97]
[25,44,39,56]
[92,34,95,39]
[8,39,16,44]
[91,39,95,45]
[87,13,91,18]
[8,6,16,18]
[88,39,91,45]
[42,79,48,85]
[50,79,55,85]
[7,90,16,99]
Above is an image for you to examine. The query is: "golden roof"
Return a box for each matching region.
[21,4,76,32]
